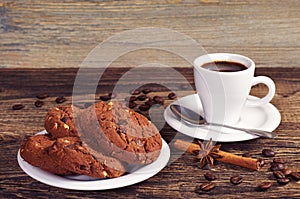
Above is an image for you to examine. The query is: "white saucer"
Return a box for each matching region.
[164,94,281,142]
[17,130,170,190]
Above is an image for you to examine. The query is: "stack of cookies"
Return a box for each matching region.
[20,101,162,179]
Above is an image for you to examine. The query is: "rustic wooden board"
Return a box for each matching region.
[0,67,299,198]
[1,0,300,69]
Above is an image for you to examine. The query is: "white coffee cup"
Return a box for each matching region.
[193,53,276,125]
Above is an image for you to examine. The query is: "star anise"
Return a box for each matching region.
[196,138,221,168]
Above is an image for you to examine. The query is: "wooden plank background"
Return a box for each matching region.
[1,0,300,68]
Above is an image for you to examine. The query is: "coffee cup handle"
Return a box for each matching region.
[245,76,276,107]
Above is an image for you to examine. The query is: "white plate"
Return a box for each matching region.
[17,130,170,190]
[164,94,281,142]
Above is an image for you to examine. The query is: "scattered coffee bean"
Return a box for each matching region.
[142,88,151,94]
[34,100,44,107]
[198,182,215,192]
[129,101,137,109]
[139,104,150,111]
[12,104,25,110]
[168,92,177,100]
[153,96,164,104]
[270,163,285,171]
[277,178,290,185]
[204,172,216,181]
[130,89,140,95]
[108,92,116,99]
[290,172,300,181]
[257,182,272,191]
[55,97,67,104]
[262,149,276,157]
[281,168,292,176]
[241,152,252,158]
[273,158,285,164]
[99,95,111,101]
[230,175,243,185]
[129,96,137,102]
[36,93,49,99]
[145,99,156,106]
[137,94,147,101]
[273,171,285,179]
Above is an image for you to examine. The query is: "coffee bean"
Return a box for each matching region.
[130,89,140,95]
[230,175,243,185]
[270,163,285,171]
[142,88,151,94]
[273,158,285,164]
[290,172,300,181]
[257,182,272,191]
[277,178,290,185]
[108,92,116,99]
[137,94,147,101]
[12,104,24,110]
[129,101,137,109]
[99,95,111,101]
[36,93,49,99]
[153,96,164,104]
[281,168,292,176]
[55,97,67,104]
[198,182,215,192]
[204,172,216,181]
[168,92,177,100]
[145,99,156,106]
[262,149,276,157]
[273,171,285,179]
[128,96,137,102]
[139,104,150,111]
[34,100,44,107]
[242,152,252,158]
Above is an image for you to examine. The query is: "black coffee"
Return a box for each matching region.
[202,61,248,72]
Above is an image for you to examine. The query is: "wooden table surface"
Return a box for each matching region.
[0,67,299,198]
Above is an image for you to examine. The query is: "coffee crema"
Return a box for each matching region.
[201,61,248,72]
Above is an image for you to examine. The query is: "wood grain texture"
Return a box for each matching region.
[0,67,300,198]
[0,0,300,68]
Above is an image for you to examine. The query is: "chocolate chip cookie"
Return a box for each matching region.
[20,134,72,175]
[20,134,125,178]
[77,101,162,166]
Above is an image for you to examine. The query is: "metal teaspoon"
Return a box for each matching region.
[170,104,277,138]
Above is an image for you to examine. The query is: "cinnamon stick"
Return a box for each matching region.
[174,139,263,171]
